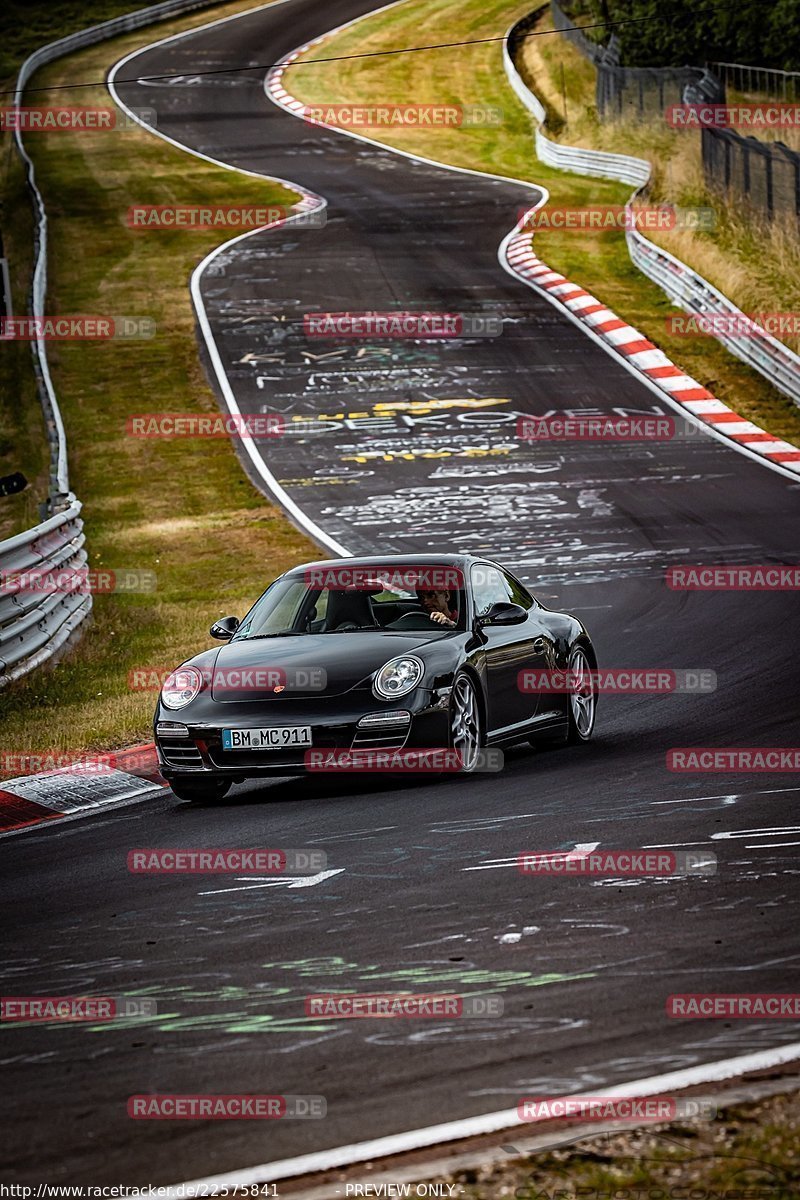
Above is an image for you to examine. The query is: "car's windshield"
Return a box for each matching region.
[233,565,467,639]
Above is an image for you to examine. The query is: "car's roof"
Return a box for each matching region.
[285,553,486,576]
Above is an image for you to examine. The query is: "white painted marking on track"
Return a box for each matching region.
[106,2,350,559]
[746,842,800,849]
[712,826,800,841]
[165,1042,800,1190]
[199,868,344,895]
[463,841,599,871]
[652,795,739,805]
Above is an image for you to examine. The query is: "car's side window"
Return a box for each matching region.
[306,588,329,631]
[471,565,511,617]
[502,570,535,610]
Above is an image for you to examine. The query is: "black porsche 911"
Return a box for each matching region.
[154,554,597,801]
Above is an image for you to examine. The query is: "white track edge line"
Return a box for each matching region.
[497,233,800,484]
[99,6,800,1191]
[265,0,800,486]
[107,2,351,557]
[167,1041,800,1189]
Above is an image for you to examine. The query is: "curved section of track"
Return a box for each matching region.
[1,0,799,1186]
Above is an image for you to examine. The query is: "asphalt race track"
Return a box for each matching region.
[2,0,800,1185]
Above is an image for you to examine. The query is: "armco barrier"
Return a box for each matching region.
[4,0,222,687]
[0,497,90,686]
[504,11,800,410]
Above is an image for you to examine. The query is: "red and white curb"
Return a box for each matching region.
[0,743,167,838]
[503,225,800,474]
[266,23,800,481]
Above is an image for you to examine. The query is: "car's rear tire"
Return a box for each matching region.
[566,644,596,744]
[170,778,231,802]
[450,672,483,772]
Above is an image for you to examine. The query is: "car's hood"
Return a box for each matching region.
[204,631,454,701]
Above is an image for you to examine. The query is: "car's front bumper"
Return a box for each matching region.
[154,690,452,780]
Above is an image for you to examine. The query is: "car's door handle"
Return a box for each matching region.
[532,637,548,652]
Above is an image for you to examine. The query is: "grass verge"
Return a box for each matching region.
[524,10,800,355]
[438,1088,800,1197]
[289,0,800,445]
[0,0,185,540]
[0,1,318,763]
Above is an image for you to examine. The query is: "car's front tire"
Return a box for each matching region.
[450,672,483,772]
[170,777,232,803]
[566,644,597,743]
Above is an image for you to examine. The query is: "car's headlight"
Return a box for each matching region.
[161,666,203,710]
[373,655,424,700]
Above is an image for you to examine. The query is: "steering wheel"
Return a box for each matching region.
[388,612,439,630]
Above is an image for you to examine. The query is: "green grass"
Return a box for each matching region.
[0,4,319,763]
[0,0,155,84]
[0,0,194,539]
[288,0,800,446]
[0,147,49,540]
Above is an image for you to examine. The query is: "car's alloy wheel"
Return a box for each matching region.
[451,673,482,772]
[567,645,596,743]
[170,778,231,803]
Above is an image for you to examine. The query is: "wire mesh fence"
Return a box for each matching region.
[709,62,800,101]
[702,128,800,221]
[550,1,723,119]
[550,2,799,222]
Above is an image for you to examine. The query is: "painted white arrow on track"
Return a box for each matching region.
[199,869,345,895]
[463,842,600,872]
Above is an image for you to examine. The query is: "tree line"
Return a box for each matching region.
[570,0,800,72]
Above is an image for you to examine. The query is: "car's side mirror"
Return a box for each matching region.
[476,601,527,628]
[210,615,240,640]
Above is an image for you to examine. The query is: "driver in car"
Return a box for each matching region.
[418,588,457,627]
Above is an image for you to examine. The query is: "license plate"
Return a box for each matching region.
[222,726,312,750]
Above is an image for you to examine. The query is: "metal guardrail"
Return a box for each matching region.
[710,62,800,101]
[3,0,222,687]
[503,12,800,411]
[0,498,91,686]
